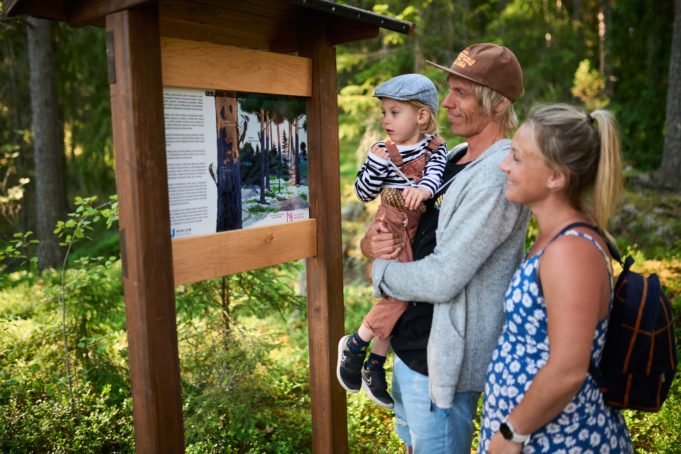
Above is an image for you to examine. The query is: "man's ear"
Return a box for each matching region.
[493,98,510,114]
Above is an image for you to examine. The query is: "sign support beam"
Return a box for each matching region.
[107,5,185,452]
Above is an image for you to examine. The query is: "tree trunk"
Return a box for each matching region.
[265,112,271,190]
[659,0,681,191]
[27,17,66,270]
[215,96,242,231]
[598,0,614,99]
[258,108,267,204]
[294,117,301,185]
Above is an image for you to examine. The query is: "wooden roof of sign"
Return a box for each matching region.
[4,0,414,51]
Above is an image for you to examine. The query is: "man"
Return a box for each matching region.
[353,44,530,453]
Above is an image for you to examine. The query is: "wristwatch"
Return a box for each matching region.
[499,421,530,444]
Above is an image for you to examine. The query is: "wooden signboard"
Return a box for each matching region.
[160,37,318,284]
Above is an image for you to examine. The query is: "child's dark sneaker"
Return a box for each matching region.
[361,365,394,409]
[336,335,365,393]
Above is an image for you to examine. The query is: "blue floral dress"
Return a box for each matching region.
[478,230,632,453]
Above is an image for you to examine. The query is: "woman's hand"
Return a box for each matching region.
[488,432,523,454]
[359,221,402,260]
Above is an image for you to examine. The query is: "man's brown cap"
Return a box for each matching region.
[427,43,524,102]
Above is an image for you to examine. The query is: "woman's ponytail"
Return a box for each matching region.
[590,110,623,232]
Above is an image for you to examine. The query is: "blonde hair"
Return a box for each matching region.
[472,84,517,136]
[406,100,439,135]
[528,104,623,231]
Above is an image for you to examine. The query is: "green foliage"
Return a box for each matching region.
[0,195,311,452]
[182,326,312,453]
[341,285,402,452]
[609,0,674,169]
[610,183,681,259]
[0,383,134,453]
[54,24,115,196]
[572,59,609,110]
[0,16,32,240]
[489,0,590,107]
[346,389,401,453]
[54,195,119,249]
[624,377,681,453]
[175,263,306,330]
[0,230,38,286]
[0,258,131,452]
[0,143,30,229]
[337,0,674,171]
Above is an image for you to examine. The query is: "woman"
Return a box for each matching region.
[479,104,632,453]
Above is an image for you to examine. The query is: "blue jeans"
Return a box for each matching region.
[392,355,480,454]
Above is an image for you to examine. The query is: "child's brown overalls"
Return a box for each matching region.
[363,136,443,339]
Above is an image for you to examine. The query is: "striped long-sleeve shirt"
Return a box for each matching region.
[354,135,448,202]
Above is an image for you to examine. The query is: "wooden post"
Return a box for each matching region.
[300,13,349,454]
[106,5,185,452]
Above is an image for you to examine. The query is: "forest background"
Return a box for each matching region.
[1,0,680,452]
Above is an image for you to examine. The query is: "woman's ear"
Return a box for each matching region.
[547,169,568,191]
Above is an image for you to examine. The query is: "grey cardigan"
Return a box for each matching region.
[371,139,530,408]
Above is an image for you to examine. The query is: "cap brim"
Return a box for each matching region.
[425,59,482,88]
[425,60,455,74]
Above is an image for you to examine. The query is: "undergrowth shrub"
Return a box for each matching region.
[0,382,134,453]
[182,326,312,453]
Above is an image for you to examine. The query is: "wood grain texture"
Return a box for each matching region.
[106,6,185,452]
[172,220,317,285]
[161,37,311,96]
[300,12,349,454]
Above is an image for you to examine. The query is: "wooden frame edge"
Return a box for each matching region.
[161,36,312,96]
[172,219,317,284]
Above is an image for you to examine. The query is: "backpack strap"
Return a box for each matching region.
[555,223,631,387]
[554,222,623,265]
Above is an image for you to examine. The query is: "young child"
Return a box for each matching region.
[337,74,447,408]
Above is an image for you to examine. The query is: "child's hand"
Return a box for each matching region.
[369,145,389,160]
[402,187,431,211]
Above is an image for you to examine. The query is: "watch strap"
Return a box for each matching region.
[501,421,530,444]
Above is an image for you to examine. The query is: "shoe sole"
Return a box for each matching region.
[361,373,395,409]
[336,335,360,393]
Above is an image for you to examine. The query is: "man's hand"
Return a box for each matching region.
[360,221,402,260]
[402,186,431,211]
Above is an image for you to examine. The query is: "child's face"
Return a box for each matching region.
[380,98,427,146]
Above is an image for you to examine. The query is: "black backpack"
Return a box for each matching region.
[562,223,678,412]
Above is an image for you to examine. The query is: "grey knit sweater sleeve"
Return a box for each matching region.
[371,144,524,304]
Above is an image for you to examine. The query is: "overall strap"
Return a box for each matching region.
[384,136,443,168]
[426,135,444,151]
[383,139,404,167]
